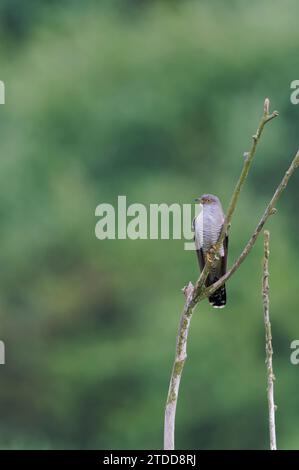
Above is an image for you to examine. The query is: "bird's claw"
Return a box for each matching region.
[207,245,220,264]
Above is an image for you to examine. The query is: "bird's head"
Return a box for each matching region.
[194,194,219,205]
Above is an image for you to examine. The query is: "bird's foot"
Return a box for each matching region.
[206,250,215,264]
[207,246,220,264]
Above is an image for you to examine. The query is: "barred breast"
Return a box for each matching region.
[202,205,224,256]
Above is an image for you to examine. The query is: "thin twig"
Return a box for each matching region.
[163,98,281,450]
[215,98,278,253]
[262,230,277,450]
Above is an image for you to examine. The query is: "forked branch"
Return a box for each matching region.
[164,99,297,450]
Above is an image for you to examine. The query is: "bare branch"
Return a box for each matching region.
[262,230,277,450]
[215,98,279,253]
[164,282,194,450]
[163,99,298,450]
[164,98,280,450]
[203,149,299,299]
[192,260,211,302]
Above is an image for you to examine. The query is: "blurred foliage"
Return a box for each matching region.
[0,0,299,449]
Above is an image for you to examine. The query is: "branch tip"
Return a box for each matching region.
[264,98,270,115]
[182,282,194,299]
[265,111,279,123]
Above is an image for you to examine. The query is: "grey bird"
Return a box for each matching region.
[193,194,228,308]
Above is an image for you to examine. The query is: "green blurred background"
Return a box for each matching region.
[0,0,298,450]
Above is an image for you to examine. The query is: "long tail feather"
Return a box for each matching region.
[208,282,226,308]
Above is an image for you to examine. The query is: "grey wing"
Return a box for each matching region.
[221,234,229,275]
[194,211,205,272]
[196,247,205,272]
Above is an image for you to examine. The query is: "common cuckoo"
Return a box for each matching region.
[193,194,228,308]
